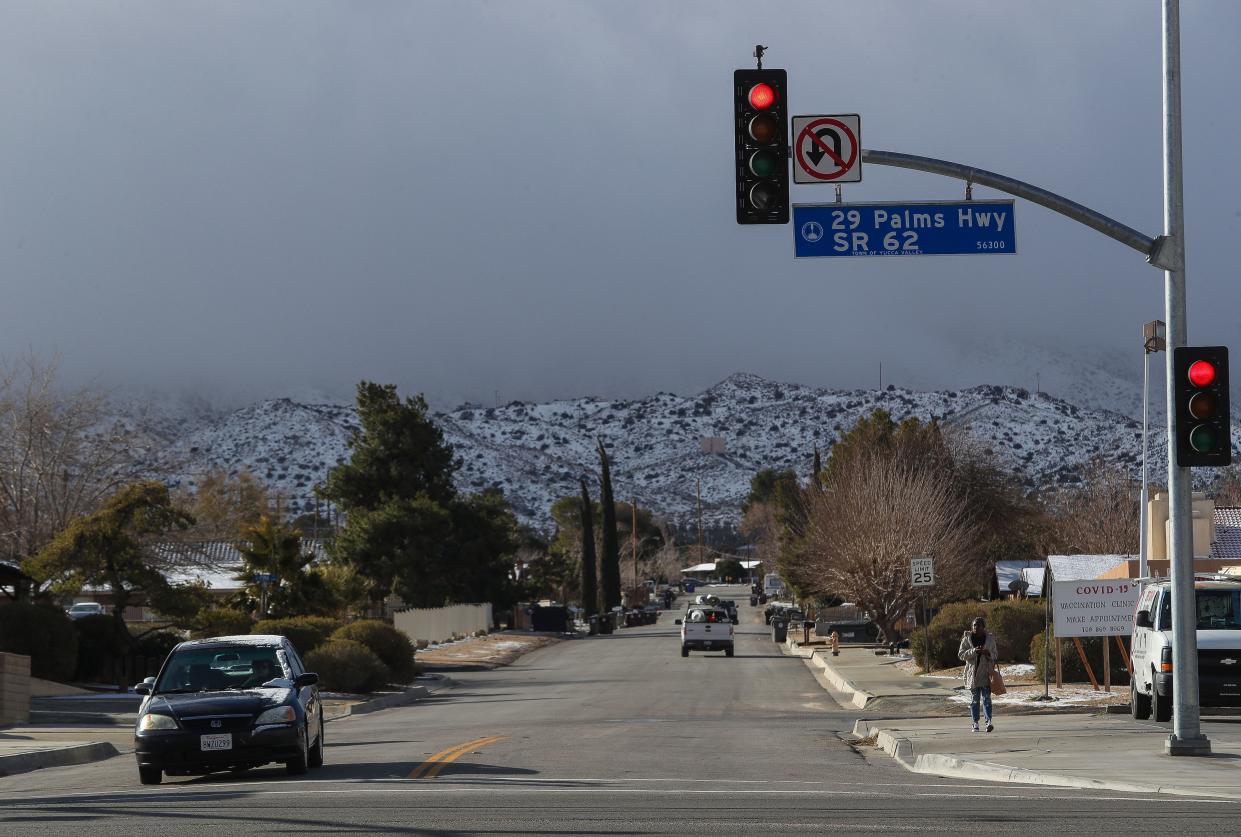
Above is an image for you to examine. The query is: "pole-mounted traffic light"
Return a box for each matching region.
[733,67,788,225]
[1173,346,1231,467]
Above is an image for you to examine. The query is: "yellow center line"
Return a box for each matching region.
[408,736,507,780]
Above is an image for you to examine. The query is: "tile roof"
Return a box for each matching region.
[1211,507,1241,561]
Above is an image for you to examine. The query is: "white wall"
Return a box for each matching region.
[394,603,493,644]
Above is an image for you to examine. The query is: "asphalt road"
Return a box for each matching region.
[2,585,1239,834]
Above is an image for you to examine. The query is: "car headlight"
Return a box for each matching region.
[137,713,178,731]
[254,706,297,725]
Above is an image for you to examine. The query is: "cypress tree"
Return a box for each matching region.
[597,439,622,610]
[578,478,598,617]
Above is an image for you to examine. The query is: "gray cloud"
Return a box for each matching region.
[0,0,1237,408]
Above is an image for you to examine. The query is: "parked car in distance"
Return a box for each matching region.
[65,601,105,619]
[133,634,323,785]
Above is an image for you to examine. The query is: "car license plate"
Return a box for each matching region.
[200,734,232,752]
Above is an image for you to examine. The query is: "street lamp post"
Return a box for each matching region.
[1140,319,1166,581]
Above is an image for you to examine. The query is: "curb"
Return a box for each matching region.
[323,685,430,723]
[783,639,876,709]
[0,741,120,778]
[851,719,1241,801]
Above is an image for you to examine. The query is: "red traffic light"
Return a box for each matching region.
[1188,360,1216,388]
[748,83,777,110]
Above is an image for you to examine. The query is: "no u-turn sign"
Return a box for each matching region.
[792,114,862,184]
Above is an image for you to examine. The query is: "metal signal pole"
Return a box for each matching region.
[1160,0,1209,756]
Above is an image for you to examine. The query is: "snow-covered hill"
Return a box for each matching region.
[127,371,1237,534]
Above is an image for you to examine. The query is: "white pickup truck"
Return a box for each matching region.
[675,607,735,657]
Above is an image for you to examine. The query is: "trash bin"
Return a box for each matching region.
[749,595,758,607]
[588,615,599,636]
[771,619,788,643]
[598,613,614,634]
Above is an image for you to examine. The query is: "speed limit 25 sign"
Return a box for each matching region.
[910,557,935,587]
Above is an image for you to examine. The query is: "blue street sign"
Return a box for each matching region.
[793,200,1016,258]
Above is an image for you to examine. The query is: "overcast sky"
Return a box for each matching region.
[1,1,1238,409]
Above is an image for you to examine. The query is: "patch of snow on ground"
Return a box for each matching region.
[1000,663,1036,677]
[949,686,1116,706]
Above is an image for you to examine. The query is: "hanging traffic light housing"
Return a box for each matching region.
[1174,346,1231,467]
[734,69,788,224]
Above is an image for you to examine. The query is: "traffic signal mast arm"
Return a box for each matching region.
[860,149,1166,267]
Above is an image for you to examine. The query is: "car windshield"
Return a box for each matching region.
[155,646,286,694]
[1158,590,1241,631]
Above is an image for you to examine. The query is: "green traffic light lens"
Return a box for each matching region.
[749,181,778,210]
[1189,424,1219,453]
[748,114,778,144]
[749,150,779,178]
[1189,391,1217,421]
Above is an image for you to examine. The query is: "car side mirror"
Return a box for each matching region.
[1135,610,1153,629]
[674,619,683,626]
[134,676,155,695]
[294,672,319,688]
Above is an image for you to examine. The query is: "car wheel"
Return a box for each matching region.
[308,718,325,769]
[286,726,310,775]
[680,646,689,657]
[1152,672,1172,722]
[138,765,162,785]
[1131,678,1152,720]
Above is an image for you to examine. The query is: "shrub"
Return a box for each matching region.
[0,603,78,681]
[133,629,184,659]
[304,639,389,693]
[73,614,133,683]
[192,607,253,639]
[330,620,416,683]
[252,616,343,655]
[910,599,1047,668]
[1031,632,1129,686]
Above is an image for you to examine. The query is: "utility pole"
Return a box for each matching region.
[631,498,638,594]
[696,478,704,563]
[1161,0,1209,756]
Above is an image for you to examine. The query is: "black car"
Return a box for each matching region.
[133,634,324,785]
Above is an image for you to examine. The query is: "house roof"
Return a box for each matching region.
[1047,554,1131,581]
[1021,567,1046,597]
[995,559,1044,593]
[1211,507,1241,561]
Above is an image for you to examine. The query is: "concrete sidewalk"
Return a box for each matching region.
[782,636,1241,799]
[854,713,1241,800]
[784,640,957,708]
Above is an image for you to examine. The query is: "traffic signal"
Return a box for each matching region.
[1173,346,1231,467]
[733,69,788,224]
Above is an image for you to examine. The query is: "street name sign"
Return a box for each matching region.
[793,200,1017,257]
[792,114,861,184]
[1052,579,1140,637]
[910,557,935,587]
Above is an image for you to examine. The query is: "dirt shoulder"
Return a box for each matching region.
[415,632,562,671]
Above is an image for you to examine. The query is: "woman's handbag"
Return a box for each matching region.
[989,667,1007,696]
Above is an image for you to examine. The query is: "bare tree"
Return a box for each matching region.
[1045,459,1140,555]
[0,355,140,597]
[800,454,981,642]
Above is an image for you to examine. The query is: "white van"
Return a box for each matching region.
[1130,576,1241,722]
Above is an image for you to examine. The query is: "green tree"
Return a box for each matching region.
[579,479,598,616]
[597,440,621,610]
[24,481,195,626]
[236,515,333,617]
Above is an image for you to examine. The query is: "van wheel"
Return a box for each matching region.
[1130,679,1152,720]
[1152,674,1172,722]
[680,646,689,657]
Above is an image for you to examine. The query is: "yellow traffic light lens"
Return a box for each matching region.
[1188,391,1217,421]
[748,114,778,144]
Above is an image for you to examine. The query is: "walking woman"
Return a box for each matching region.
[958,616,998,732]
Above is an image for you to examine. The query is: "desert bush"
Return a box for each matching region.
[0,603,78,681]
[192,607,252,639]
[304,639,389,693]
[330,620,416,683]
[252,616,342,655]
[910,599,1047,668]
[1031,632,1129,686]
